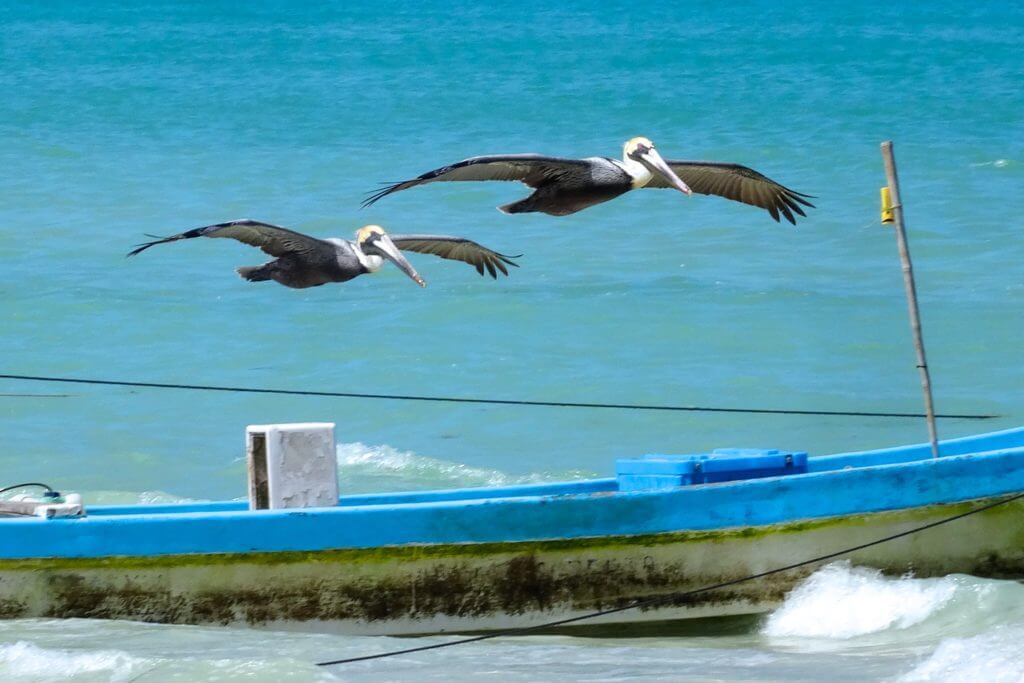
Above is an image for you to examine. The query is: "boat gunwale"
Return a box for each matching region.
[33,442,1024,523]
[1,491,1021,572]
[72,425,1024,519]
[3,428,1024,561]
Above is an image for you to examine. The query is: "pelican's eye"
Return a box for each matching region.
[630,143,650,159]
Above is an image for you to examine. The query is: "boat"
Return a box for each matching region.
[2,425,1024,635]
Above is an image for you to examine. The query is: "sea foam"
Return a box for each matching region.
[762,562,959,639]
[0,641,149,682]
[898,625,1024,682]
[336,441,592,493]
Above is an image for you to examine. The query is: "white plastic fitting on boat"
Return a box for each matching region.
[246,422,338,510]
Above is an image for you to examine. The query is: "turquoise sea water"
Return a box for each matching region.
[2,1,1023,680]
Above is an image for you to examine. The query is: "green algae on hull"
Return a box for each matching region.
[2,496,1023,632]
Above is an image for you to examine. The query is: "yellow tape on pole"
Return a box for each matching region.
[880,186,894,224]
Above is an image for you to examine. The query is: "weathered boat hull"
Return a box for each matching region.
[3,427,1024,634]
[2,495,1022,634]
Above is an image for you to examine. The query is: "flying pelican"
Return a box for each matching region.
[363,137,814,223]
[127,220,519,288]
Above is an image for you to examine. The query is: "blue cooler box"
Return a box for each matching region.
[616,448,808,491]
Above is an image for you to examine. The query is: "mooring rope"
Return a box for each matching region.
[0,373,996,420]
[316,490,1024,666]
[0,482,54,496]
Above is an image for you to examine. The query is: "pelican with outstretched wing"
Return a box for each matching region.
[364,137,814,223]
[127,220,519,288]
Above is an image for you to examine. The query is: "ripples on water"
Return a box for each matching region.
[2,0,1023,680]
[3,1,1023,498]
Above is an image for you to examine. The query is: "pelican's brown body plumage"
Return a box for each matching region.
[365,137,814,223]
[128,220,519,289]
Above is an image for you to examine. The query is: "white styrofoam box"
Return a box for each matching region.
[246,422,338,510]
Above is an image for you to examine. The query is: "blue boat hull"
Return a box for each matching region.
[2,428,1023,633]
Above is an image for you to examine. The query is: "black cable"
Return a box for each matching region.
[316,490,1024,667]
[0,373,996,420]
[0,482,53,496]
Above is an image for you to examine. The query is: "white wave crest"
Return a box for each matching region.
[969,159,1011,168]
[81,490,200,505]
[0,641,150,682]
[336,441,591,493]
[898,624,1024,682]
[762,562,958,639]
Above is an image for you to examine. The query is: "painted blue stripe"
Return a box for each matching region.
[3,445,1024,560]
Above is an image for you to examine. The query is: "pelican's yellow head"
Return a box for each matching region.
[624,136,656,159]
[356,224,388,244]
[622,136,692,196]
[354,224,426,287]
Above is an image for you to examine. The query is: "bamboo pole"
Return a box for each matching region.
[880,141,940,458]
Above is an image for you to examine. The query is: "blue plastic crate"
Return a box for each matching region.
[616,448,808,491]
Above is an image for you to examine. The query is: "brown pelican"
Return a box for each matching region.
[127,220,519,288]
[364,137,814,223]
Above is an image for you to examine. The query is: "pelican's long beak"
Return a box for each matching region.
[641,148,692,195]
[375,234,426,287]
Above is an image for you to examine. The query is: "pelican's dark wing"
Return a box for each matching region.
[127,219,330,257]
[644,161,815,224]
[390,234,521,278]
[363,155,593,207]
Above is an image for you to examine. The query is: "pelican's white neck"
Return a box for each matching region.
[615,156,654,188]
[356,247,385,272]
[362,254,385,272]
[335,238,384,272]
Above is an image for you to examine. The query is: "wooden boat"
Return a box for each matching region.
[2,426,1023,634]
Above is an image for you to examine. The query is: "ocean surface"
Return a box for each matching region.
[2,1,1023,680]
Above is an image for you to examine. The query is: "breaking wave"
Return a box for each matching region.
[336,441,594,493]
[0,634,343,682]
[763,562,1024,645]
[898,625,1024,682]
[83,490,200,505]
[763,562,959,639]
[0,641,149,682]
